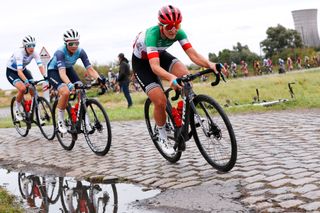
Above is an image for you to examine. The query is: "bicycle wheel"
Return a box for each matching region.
[44,176,62,204]
[190,94,237,172]
[18,173,32,199]
[36,97,55,140]
[83,99,112,156]
[144,98,181,162]
[53,100,76,150]
[10,97,29,137]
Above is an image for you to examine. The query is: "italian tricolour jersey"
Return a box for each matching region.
[133,25,192,60]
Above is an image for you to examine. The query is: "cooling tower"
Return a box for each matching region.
[292,9,320,47]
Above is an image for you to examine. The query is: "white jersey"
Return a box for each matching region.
[7,48,42,71]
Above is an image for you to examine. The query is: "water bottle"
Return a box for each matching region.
[25,100,32,112]
[172,107,182,127]
[177,100,183,118]
[71,103,79,123]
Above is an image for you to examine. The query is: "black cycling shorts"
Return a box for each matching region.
[132,51,178,94]
[48,67,81,90]
[6,68,34,86]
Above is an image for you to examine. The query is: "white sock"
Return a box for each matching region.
[58,108,65,122]
[157,124,167,140]
[16,101,21,111]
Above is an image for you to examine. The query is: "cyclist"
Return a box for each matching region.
[6,35,46,121]
[132,5,222,154]
[47,29,106,134]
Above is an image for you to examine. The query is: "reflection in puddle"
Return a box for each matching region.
[0,169,160,212]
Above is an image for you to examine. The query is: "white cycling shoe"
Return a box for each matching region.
[159,137,175,155]
[58,120,68,134]
[15,110,23,121]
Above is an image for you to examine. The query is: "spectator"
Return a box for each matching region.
[223,63,230,78]
[296,56,302,70]
[278,58,285,74]
[230,61,237,78]
[287,57,293,71]
[117,53,133,108]
[253,60,261,75]
[240,60,249,77]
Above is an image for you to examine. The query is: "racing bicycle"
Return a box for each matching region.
[52,82,112,156]
[10,79,55,140]
[144,66,237,172]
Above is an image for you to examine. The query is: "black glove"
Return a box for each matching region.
[97,75,106,85]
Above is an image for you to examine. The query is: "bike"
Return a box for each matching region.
[18,172,63,211]
[60,178,118,213]
[10,79,55,140]
[144,66,237,172]
[52,82,112,156]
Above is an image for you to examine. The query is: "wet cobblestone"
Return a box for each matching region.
[0,108,320,212]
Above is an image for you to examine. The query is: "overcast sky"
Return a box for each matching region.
[0,0,319,90]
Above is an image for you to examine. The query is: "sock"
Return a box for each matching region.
[157,124,167,140]
[58,108,65,122]
[15,101,21,111]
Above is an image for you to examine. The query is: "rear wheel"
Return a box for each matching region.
[11,97,29,137]
[53,100,76,151]
[190,95,237,172]
[83,99,112,156]
[144,98,181,163]
[36,97,55,140]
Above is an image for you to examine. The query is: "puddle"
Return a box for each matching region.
[0,169,161,212]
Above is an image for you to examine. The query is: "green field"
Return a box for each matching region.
[1,68,320,128]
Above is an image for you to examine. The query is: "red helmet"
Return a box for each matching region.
[158,5,182,25]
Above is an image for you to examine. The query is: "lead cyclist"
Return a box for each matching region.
[131,5,224,155]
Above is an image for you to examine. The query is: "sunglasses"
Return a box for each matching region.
[163,23,181,32]
[25,43,36,48]
[67,41,80,47]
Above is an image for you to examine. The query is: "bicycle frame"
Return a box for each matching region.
[166,68,224,151]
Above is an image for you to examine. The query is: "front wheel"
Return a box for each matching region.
[36,97,55,140]
[144,98,181,163]
[83,99,112,156]
[11,97,29,137]
[190,95,237,172]
[53,100,76,151]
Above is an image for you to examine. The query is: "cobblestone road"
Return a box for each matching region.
[0,109,320,212]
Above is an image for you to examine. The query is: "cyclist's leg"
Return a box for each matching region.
[7,68,27,120]
[48,69,70,133]
[170,60,190,77]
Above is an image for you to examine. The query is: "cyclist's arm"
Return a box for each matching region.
[185,47,217,72]
[149,57,176,83]
[58,68,71,84]
[86,66,100,79]
[33,52,46,78]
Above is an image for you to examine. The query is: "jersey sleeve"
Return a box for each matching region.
[79,49,92,69]
[176,29,192,51]
[15,51,24,70]
[55,50,66,69]
[33,52,43,67]
[145,27,160,59]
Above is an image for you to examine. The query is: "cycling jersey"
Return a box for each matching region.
[47,46,91,70]
[133,25,192,60]
[7,48,42,71]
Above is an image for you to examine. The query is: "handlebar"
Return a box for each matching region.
[171,64,225,101]
[69,82,106,101]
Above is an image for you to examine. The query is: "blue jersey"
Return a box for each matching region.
[48,45,92,70]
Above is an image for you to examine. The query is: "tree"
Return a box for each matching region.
[260,24,303,58]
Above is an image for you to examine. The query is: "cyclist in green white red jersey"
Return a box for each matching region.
[132,5,221,155]
[6,35,46,121]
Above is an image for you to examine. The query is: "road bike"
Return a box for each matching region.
[52,82,112,156]
[60,178,118,213]
[144,66,237,172]
[10,79,55,140]
[18,172,63,211]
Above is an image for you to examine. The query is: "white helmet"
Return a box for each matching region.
[22,35,36,47]
[63,29,80,42]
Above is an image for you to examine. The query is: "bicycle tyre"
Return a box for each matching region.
[10,97,29,137]
[36,97,55,140]
[190,94,237,172]
[83,99,112,156]
[53,100,76,151]
[44,176,63,204]
[144,98,181,163]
